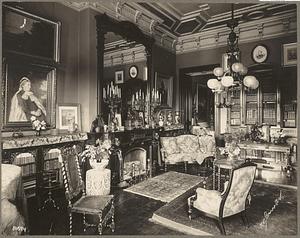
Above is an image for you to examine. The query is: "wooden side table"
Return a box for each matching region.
[212,159,245,191]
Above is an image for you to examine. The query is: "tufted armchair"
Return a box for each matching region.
[187,161,257,235]
[160,132,215,173]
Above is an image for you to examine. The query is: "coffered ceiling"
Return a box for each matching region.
[62,1,297,64]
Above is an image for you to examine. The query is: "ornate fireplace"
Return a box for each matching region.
[122,147,147,181]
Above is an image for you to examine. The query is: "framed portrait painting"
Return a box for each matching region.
[155,72,173,108]
[283,43,297,66]
[3,4,61,62]
[115,70,124,84]
[2,59,57,130]
[57,103,81,131]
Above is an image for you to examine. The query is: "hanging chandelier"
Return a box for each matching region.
[207,4,259,93]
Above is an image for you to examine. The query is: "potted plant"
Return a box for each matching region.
[80,138,112,170]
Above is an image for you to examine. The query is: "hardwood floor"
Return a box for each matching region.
[27,164,296,235]
[28,187,183,235]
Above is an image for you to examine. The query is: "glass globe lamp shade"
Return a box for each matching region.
[207,78,219,89]
[221,75,234,87]
[214,80,223,93]
[213,67,224,77]
[232,63,244,73]
[240,66,248,76]
[243,75,259,89]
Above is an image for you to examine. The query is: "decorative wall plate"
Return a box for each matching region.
[252,45,268,63]
[129,65,138,79]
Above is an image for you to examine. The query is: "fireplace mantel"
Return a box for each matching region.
[2,133,88,150]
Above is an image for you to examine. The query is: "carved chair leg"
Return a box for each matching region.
[216,218,226,235]
[69,212,73,236]
[241,211,249,227]
[98,213,103,235]
[111,200,115,233]
[83,213,86,233]
[187,196,195,220]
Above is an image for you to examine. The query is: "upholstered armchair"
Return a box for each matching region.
[61,146,115,235]
[187,161,257,235]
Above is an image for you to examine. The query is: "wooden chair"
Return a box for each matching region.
[187,161,257,235]
[61,146,115,235]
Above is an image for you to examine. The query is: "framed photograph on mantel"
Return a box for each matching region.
[57,103,81,131]
[2,59,57,130]
[2,4,61,62]
[283,43,297,67]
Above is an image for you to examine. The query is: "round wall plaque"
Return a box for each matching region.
[129,65,138,79]
[252,45,268,63]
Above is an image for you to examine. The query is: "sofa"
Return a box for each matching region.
[160,133,216,173]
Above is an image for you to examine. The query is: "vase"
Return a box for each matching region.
[35,130,41,136]
[90,159,109,170]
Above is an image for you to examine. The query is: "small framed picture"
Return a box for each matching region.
[115,70,124,84]
[283,43,297,67]
[57,103,81,131]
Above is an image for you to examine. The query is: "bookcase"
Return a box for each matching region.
[229,88,241,126]
[228,64,282,129]
[282,102,297,127]
[2,133,87,198]
[245,88,259,125]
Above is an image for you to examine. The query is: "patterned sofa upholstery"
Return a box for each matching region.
[160,133,215,172]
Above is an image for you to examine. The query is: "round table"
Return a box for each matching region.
[86,168,111,195]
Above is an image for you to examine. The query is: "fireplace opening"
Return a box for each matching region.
[122,147,147,181]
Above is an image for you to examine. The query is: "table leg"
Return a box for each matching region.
[213,165,216,190]
[218,167,221,192]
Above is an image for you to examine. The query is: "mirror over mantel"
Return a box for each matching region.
[95,14,155,129]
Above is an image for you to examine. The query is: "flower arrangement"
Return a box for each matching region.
[245,123,263,142]
[270,129,287,145]
[30,116,46,135]
[222,134,241,160]
[80,138,112,169]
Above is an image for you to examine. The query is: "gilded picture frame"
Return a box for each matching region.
[283,43,297,67]
[3,4,61,63]
[2,59,57,131]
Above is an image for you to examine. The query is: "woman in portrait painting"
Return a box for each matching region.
[9,77,46,122]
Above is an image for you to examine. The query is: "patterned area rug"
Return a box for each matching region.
[124,171,203,203]
[151,181,297,235]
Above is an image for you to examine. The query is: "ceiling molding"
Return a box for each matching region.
[104,45,146,67]
[61,2,296,55]
[176,14,297,55]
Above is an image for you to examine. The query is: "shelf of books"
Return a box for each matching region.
[262,92,277,125]
[13,153,36,198]
[229,88,241,126]
[283,102,297,127]
[43,149,61,184]
[245,89,258,125]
